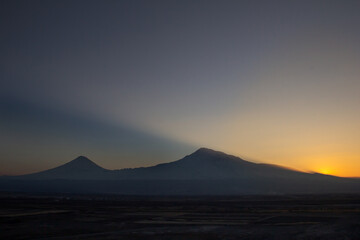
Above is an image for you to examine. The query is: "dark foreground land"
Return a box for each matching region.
[1,193,359,240]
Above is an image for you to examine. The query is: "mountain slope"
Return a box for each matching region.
[115,148,310,180]
[21,156,110,180]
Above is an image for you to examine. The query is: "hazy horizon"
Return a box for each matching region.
[1,0,360,177]
[2,147,358,179]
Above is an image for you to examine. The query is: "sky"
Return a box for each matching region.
[1,0,359,177]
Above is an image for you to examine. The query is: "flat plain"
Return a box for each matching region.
[1,193,359,239]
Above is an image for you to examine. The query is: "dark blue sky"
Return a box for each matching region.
[1,0,360,176]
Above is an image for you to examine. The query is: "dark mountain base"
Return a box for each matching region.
[1,178,359,195]
[1,193,360,240]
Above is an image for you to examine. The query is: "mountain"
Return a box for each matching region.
[1,148,359,195]
[15,156,110,180]
[115,148,310,180]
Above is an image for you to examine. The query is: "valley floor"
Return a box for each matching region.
[0,193,359,240]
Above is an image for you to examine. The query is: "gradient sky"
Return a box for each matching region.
[1,0,359,177]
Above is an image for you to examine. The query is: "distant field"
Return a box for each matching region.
[1,193,359,239]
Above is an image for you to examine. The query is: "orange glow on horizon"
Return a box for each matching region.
[317,168,332,176]
[301,154,359,178]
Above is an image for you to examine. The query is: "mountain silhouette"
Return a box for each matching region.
[21,156,110,180]
[115,148,309,180]
[1,148,359,195]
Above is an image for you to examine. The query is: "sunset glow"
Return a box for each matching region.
[318,168,332,175]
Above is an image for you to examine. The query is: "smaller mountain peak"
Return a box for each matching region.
[68,156,98,167]
[73,156,92,162]
[76,156,90,160]
[64,156,104,170]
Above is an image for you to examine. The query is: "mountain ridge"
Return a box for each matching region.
[4,148,339,179]
[1,148,359,195]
